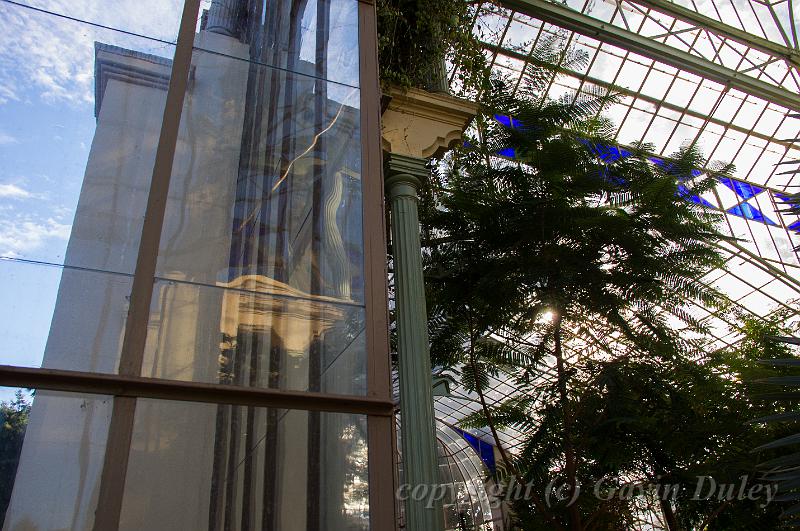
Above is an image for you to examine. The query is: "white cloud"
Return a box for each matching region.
[0,83,18,105]
[0,1,185,108]
[0,132,17,145]
[0,218,71,258]
[0,184,32,199]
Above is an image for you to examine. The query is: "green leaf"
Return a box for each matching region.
[756,433,800,452]
[758,360,800,367]
[751,412,800,424]
[758,377,800,386]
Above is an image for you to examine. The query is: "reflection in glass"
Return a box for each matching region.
[0,392,371,531]
[5,261,133,372]
[8,0,185,43]
[196,0,360,87]
[157,50,363,302]
[142,279,367,394]
[152,2,366,394]
[1,0,367,384]
[119,399,369,530]
[0,2,174,267]
[2,1,372,529]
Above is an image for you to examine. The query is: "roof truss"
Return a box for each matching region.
[499,0,800,111]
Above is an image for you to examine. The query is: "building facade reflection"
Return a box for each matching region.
[5,1,370,529]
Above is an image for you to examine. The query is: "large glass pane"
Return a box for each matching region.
[0,2,175,271]
[149,10,368,395]
[119,398,369,530]
[142,278,367,395]
[1,391,372,531]
[0,259,132,371]
[156,47,363,304]
[0,388,112,531]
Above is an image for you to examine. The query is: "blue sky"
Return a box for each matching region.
[0,0,189,402]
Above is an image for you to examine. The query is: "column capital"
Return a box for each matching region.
[384,152,428,180]
[384,153,428,200]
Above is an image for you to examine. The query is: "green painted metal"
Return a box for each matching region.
[499,0,800,112]
[385,153,443,531]
[632,0,800,66]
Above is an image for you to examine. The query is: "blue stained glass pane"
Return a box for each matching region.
[727,204,746,218]
[453,427,497,474]
[494,114,512,127]
[739,182,763,199]
[578,139,632,163]
[494,114,525,129]
[719,177,764,200]
[690,195,716,208]
[598,145,631,163]
[650,157,668,170]
[677,184,716,208]
[651,158,702,180]
[775,192,793,202]
[788,221,800,233]
[604,171,628,187]
[497,147,516,157]
[727,202,779,226]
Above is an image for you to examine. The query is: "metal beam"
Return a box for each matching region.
[631,0,800,67]
[500,0,800,112]
[482,42,797,149]
[0,365,395,416]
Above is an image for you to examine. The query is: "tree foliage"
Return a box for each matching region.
[376,0,490,92]
[0,391,30,525]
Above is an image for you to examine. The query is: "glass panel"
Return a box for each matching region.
[142,278,367,395]
[118,398,369,530]
[156,46,363,304]
[9,0,186,43]
[193,0,360,87]
[0,259,132,372]
[151,30,367,395]
[0,2,175,272]
[0,388,113,531]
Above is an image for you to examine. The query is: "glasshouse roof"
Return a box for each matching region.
[433,0,800,454]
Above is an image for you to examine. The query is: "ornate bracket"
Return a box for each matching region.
[380,86,478,159]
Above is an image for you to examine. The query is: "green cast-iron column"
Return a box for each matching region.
[385,153,443,531]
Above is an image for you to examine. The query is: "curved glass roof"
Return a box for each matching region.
[436,0,800,454]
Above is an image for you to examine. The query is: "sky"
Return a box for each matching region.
[0,0,191,402]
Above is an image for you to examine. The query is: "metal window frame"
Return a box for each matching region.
[630,0,800,65]
[0,0,395,529]
[359,0,398,529]
[499,0,800,112]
